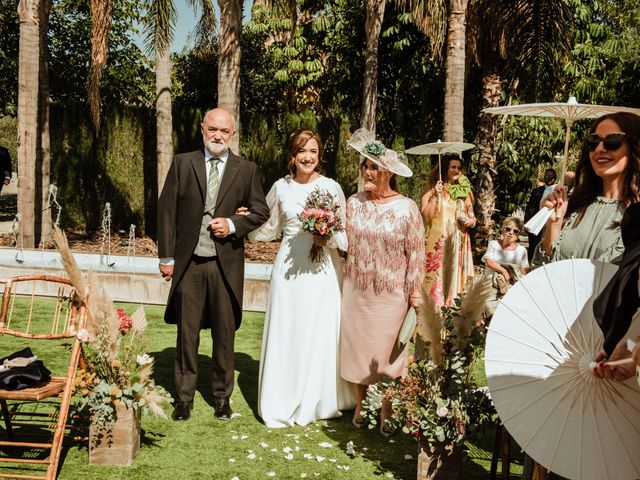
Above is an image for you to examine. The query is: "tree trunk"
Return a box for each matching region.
[218,0,242,154]
[156,45,173,196]
[17,0,40,248]
[37,0,52,248]
[442,0,467,142]
[361,0,385,134]
[473,69,503,256]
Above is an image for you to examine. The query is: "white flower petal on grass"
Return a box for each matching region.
[228,458,236,463]
[328,458,336,463]
[231,477,240,480]
[327,429,336,433]
[341,466,350,471]
[295,446,301,451]
[284,454,294,460]
[362,447,369,452]
[270,448,277,453]
[266,472,276,477]
[315,456,325,462]
[259,442,269,448]
[303,453,313,459]
[404,454,413,460]
[384,473,394,478]
[230,413,242,419]
[313,474,320,477]
[283,447,292,453]
[247,453,256,460]
[318,442,333,448]
[231,435,239,440]
[300,474,308,478]
[240,435,249,440]
[345,441,356,456]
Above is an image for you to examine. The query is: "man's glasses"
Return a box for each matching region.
[504,227,519,234]
[585,132,626,152]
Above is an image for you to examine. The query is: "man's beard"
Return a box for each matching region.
[204,137,228,157]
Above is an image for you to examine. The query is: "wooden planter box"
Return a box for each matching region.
[417,440,463,480]
[89,404,141,466]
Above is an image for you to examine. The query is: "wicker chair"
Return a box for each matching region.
[0,275,89,480]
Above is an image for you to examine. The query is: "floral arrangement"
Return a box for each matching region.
[362,277,495,449]
[297,187,344,262]
[53,227,172,429]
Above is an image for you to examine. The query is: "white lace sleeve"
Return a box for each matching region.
[326,181,348,252]
[248,181,282,242]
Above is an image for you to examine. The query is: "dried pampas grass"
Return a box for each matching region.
[440,221,457,304]
[452,276,493,350]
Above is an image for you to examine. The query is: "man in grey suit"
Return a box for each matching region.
[157,108,269,421]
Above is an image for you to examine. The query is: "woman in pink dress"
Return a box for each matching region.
[340,129,426,435]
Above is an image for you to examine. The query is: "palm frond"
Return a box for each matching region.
[396,0,447,59]
[190,0,217,48]
[142,0,178,56]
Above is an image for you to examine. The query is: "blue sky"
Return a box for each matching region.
[170,0,254,53]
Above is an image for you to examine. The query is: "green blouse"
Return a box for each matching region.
[532,197,624,266]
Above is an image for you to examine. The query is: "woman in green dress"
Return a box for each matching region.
[532,112,640,266]
[526,111,640,480]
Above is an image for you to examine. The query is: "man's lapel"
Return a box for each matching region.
[216,152,241,207]
[190,150,206,201]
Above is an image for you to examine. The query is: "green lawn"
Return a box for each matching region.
[0,303,523,479]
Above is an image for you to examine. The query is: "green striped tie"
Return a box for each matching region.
[206,157,220,209]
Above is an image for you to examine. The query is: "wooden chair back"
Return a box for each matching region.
[0,275,90,480]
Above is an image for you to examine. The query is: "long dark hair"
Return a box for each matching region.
[567,112,640,224]
[287,129,325,176]
[426,152,463,190]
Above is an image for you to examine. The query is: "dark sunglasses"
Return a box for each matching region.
[585,132,627,152]
[504,227,519,234]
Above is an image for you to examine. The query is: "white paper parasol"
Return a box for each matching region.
[405,140,475,182]
[485,259,640,480]
[484,97,640,234]
[405,140,475,211]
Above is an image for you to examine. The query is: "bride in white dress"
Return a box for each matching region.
[248,129,354,428]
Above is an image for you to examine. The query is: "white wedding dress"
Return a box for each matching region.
[249,175,354,428]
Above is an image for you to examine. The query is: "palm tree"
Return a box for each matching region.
[468,0,572,251]
[361,0,386,134]
[217,0,243,153]
[16,0,40,248]
[144,0,216,194]
[442,0,467,141]
[143,0,178,196]
[37,0,52,247]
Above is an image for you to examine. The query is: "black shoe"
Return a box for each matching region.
[172,401,192,421]
[213,397,233,421]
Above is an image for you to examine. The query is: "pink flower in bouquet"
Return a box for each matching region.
[116,309,133,334]
[298,187,344,262]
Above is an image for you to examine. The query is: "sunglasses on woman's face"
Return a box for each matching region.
[504,227,519,234]
[585,132,627,152]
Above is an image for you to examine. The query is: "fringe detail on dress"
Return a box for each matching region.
[345,195,426,298]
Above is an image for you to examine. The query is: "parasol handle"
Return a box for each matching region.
[602,358,634,367]
[560,120,574,181]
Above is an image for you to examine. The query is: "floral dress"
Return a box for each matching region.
[423,195,475,307]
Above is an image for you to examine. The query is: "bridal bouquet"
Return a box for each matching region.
[298,187,344,262]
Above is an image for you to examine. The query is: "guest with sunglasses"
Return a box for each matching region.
[482,217,529,313]
[532,112,640,267]
[525,112,640,480]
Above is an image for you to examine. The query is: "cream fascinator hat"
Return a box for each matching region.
[347,128,413,177]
